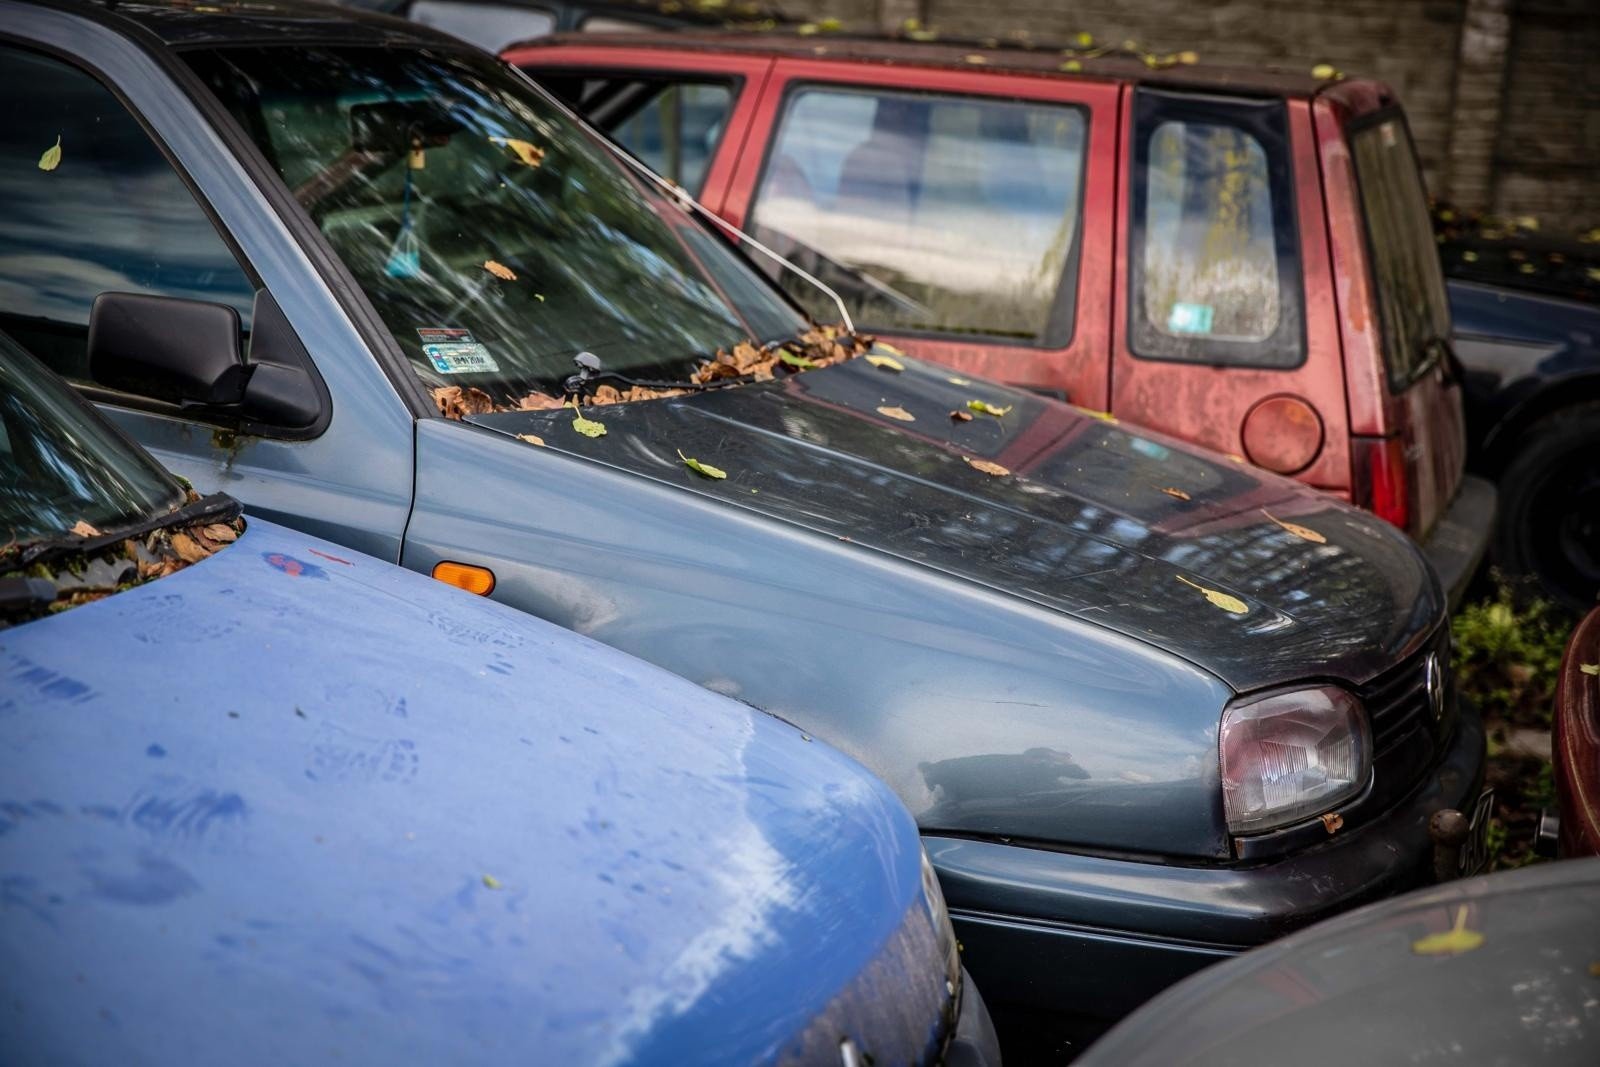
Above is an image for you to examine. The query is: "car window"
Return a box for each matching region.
[1129,89,1304,368]
[0,330,181,543]
[581,16,656,32]
[555,75,736,195]
[747,86,1087,346]
[186,44,805,405]
[408,0,556,52]
[1351,116,1452,390]
[0,45,256,383]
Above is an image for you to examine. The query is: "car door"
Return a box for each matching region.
[0,14,418,561]
[722,59,1117,408]
[1112,87,1352,494]
[512,47,773,210]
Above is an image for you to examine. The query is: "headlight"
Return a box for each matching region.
[1219,685,1372,834]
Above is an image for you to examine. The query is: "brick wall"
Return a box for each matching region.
[798,0,1599,225]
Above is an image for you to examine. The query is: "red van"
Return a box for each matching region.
[512,32,1495,605]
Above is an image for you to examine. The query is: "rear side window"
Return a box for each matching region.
[747,86,1088,346]
[541,74,736,195]
[0,45,255,382]
[408,1,555,52]
[1350,116,1452,390]
[1129,89,1303,367]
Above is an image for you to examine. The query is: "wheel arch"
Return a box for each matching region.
[1480,374,1600,474]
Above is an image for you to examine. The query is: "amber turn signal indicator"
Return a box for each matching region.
[432,561,495,596]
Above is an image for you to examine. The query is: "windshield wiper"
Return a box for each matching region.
[560,351,758,399]
[0,576,56,618]
[1,493,241,571]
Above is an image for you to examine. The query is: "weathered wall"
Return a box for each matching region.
[799,0,1599,225]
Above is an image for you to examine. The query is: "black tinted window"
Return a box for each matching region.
[0,46,256,382]
[1129,89,1304,368]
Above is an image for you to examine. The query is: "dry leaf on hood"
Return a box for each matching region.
[1158,486,1191,501]
[1262,509,1327,544]
[949,410,974,422]
[967,399,1012,418]
[677,450,727,479]
[965,457,1009,477]
[515,392,565,411]
[517,433,545,447]
[1411,906,1483,956]
[169,532,209,564]
[777,349,817,369]
[202,523,238,543]
[1176,575,1248,615]
[1580,663,1599,676]
[1076,406,1118,423]
[489,137,545,168]
[433,385,496,420]
[483,260,517,281]
[877,405,915,422]
[946,375,971,386]
[865,354,904,372]
[38,136,61,172]
[69,520,101,538]
[569,401,606,438]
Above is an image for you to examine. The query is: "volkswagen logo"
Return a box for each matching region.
[1424,651,1445,720]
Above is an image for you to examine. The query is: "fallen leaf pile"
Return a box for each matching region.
[431,324,873,421]
[1,499,246,630]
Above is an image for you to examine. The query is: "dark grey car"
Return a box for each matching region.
[0,0,1485,1047]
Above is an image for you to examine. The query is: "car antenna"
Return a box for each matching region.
[510,67,856,336]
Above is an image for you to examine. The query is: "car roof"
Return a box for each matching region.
[512,27,1348,98]
[28,0,457,49]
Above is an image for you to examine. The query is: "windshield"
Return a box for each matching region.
[0,330,181,543]
[185,45,807,408]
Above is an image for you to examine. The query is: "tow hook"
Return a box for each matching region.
[1428,808,1469,882]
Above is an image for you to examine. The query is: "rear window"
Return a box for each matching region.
[746,86,1088,346]
[1129,89,1303,368]
[1350,116,1452,390]
[545,75,737,196]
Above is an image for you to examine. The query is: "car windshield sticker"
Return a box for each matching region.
[1167,302,1216,334]
[418,327,499,375]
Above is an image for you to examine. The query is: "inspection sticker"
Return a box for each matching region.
[1167,302,1215,335]
[417,327,498,374]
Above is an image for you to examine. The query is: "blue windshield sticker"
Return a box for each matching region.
[418,328,499,375]
[1167,302,1215,335]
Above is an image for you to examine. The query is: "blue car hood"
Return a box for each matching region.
[0,520,946,1065]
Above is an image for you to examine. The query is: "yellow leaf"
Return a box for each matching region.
[1074,31,1093,47]
[946,375,971,386]
[482,874,503,890]
[964,54,988,64]
[818,16,841,31]
[1176,575,1248,615]
[1060,60,1083,73]
[1177,50,1199,64]
[517,433,545,447]
[1227,453,1246,464]
[797,22,818,35]
[677,449,727,479]
[1262,508,1327,544]
[877,405,916,422]
[1412,906,1484,956]
[38,135,61,172]
[1158,486,1191,501]
[1463,251,1480,263]
[1311,63,1338,80]
[489,137,545,168]
[876,341,905,355]
[1580,663,1599,676]
[1075,406,1118,423]
[484,260,517,281]
[967,399,1013,417]
[965,457,1009,477]
[569,401,606,438]
[778,349,817,369]
[865,354,905,372]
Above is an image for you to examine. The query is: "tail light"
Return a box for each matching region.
[1352,435,1412,534]
[1220,685,1372,835]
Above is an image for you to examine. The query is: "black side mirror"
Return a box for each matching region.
[87,290,327,435]
[88,291,248,406]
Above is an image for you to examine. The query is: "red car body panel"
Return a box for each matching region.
[1554,606,1600,857]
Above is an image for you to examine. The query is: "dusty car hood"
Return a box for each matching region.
[0,519,948,1065]
[475,357,1444,692]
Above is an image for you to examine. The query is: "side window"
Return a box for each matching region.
[1349,116,1452,390]
[408,1,555,52]
[747,86,1087,346]
[545,74,736,195]
[0,45,255,382]
[1129,89,1303,368]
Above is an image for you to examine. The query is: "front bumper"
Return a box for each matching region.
[1419,473,1496,610]
[927,698,1485,1033]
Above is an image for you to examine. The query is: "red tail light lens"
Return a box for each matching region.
[1220,686,1371,835]
[1352,435,1412,533]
